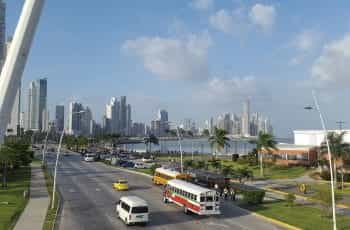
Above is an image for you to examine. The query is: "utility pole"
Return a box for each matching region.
[0,0,45,144]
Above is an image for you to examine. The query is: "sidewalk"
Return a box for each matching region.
[14,164,49,230]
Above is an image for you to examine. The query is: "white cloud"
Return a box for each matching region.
[209,8,249,36]
[122,32,212,81]
[196,77,257,105]
[191,0,214,11]
[292,30,319,52]
[249,4,276,31]
[311,34,350,88]
[209,9,234,34]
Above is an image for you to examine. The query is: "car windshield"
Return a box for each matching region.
[118,180,127,184]
[131,206,148,214]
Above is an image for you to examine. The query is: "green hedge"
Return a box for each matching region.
[242,190,265,204]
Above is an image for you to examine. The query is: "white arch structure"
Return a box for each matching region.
[0,0,45,143]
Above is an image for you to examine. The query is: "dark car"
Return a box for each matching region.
[121,161,135,168]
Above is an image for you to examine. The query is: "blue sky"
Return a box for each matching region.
[6,0,350,137]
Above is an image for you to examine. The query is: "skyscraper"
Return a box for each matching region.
[241,99,250,137]
[127,104,132,135]
[55,105,64,132]
[68,102,83,135]
[106,97,119,134]
[119,96,127,134]
[158,109,169,136]
[26,78,47,131]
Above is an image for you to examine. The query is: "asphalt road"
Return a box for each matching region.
[46,152,285,230]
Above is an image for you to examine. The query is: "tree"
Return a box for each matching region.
[184,159,195,169]
[252,131,278,177]
[195,160,207,169]
[208,127,230,158]
[320,132,350,189]
[221,165,234,177]
[202,129,210,137]
[0,146,15,188]
[144,134,159,153]
[208,159,222,172]
[234,167,253,183]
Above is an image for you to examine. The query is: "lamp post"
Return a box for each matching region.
[305,90,336,230]
[42,123,51,167]
[51,110,85,209]
[166,121,184,173]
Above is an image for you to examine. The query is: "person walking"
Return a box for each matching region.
[230,187,236,201]
[223,187,229,200]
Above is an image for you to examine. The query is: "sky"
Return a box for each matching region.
[5,0,350,137]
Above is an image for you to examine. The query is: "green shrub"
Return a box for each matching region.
[320,170,331,181]
[150,163,161,175]
[285,193,296,207]
[242,190,265,205]
[231,154,239,162]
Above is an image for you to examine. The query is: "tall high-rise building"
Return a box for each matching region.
[55,105,64,132]
[158,109,169,135]
[0,0,5,64]
[26,78,47,131]
[68,102,84,135]
[119,96,127,134]
[127,104,132,135]
[105,97,119,134]
[241,99,250,137]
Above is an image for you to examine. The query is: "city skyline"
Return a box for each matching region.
[4,1,350,137]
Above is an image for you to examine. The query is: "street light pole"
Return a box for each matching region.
[176,126,184,173]
[42,124,51,167]
[307,90,337,230]
[51,128,64,209]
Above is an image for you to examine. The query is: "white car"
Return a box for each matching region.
[134,162,147,169]
[116,196,149,226]
[84,154,95,162]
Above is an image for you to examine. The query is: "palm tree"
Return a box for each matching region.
[208,127,230,158]
[144,134,159,153]
[253,131,278,177]
[202,129,210,137]
[320,132,350,189]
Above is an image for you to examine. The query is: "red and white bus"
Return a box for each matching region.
[163,179,220,215]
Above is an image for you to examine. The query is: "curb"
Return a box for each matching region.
[265,186,350,209]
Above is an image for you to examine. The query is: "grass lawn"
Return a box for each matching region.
[0,166,31,230]
[42,167,60,230]
[310,183,350,196]
[133,168,153,175]
[240,201,350,230]
[222,160,310,180]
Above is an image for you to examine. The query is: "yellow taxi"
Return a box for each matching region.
[113,179,129,191]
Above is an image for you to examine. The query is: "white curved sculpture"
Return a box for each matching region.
[0,0,45,143]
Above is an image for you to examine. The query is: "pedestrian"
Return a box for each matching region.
[230,187,236,201]
[223,187,228,200]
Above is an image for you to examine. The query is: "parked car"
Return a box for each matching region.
[134,162,147,169]
[121,161,135,168]
[84,153,96,162]
[116,196,149,226]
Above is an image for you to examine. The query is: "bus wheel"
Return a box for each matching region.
[184,207,189,214]
[163,197,168,203]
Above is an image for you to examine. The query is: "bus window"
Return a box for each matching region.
[206,196,214,202]
[200,196,205,202]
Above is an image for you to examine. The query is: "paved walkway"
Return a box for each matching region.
[14,165,49,230]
